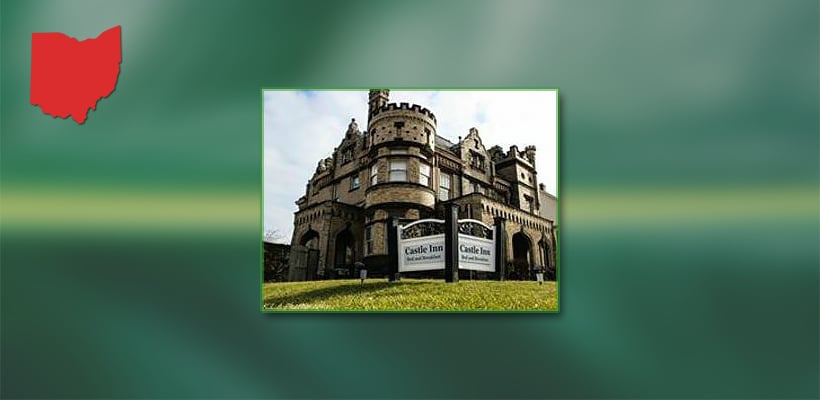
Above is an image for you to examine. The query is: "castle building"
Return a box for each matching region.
[287,90,557,281]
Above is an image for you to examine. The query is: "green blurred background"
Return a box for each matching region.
[1,0,817,398]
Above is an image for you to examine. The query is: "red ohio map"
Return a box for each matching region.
[30,25,121,124]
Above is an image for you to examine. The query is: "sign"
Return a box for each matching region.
[457,219,496,272]
[397,219,446,272]
[458,235,495,272]
[396,217,496,274]
[398,234,445,271]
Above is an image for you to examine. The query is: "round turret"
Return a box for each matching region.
[368,102,437,150]
[364,101,438,220]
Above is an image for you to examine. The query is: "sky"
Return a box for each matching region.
[263,90,557,243]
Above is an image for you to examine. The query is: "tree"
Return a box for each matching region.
[263,228,290,282]
[264,228,285,243]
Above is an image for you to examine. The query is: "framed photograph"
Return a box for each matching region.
[262,89,558,312]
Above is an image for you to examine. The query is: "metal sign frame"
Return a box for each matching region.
[397,219,446,272]
[395,217,497,275]
[457,218,496,272]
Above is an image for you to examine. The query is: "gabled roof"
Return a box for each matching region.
[435,135,458,151]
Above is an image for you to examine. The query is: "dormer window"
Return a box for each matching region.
[340,146,354,164]
[470,152,486,171]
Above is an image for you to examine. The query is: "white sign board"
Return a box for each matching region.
[396,218,496,274]
[398,234,446,272]
[458,233,495,272]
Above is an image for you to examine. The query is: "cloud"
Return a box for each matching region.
[264,90,557,242]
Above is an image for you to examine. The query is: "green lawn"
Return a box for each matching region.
[262,279,558,311]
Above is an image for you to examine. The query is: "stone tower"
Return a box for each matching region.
[362,92,439,270]
[494,145,540,213]
[368,89,390,124]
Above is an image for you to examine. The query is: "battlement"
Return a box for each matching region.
[506,145,520,158]
[370,102,437,123]
[491,144,536,167]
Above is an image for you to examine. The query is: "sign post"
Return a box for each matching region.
[388,217,400,282]
[494,217,506,281]
[444,204,459,283]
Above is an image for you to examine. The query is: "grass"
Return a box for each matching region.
[262,278,558,311]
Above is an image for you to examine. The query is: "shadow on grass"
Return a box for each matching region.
[264,280,437,308]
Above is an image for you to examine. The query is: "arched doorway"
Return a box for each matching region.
[512,231,532,280]
[299,229,320,280]
[300,229,319,249]
[538,238,550,269]
[334,229,356,278]
[539,237,555,280]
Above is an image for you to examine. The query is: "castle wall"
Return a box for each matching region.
[366,184,435,209]
[287,91,556,281]
[450,193,555,270]
[334,169,366,206]
[539,190,557,222]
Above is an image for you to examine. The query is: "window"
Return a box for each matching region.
[419,163,430,186]
[439,173,451,201]
[388,210,406,219]
[389,160,407,181]
[341,146,354,164]
[472,182,483,195]
[470,152,485,171]
[365,225,373,255]
[370,165,379,185]
[350,175,360,190]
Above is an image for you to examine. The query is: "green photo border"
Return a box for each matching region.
[259,88,560,313]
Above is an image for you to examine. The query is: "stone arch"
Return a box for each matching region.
[538,235,551,270]
[333,228,356,271]
[511,230,532,280]
[300,229,319,249]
